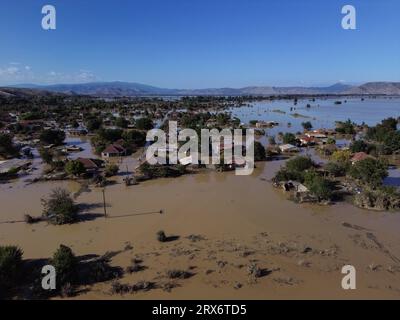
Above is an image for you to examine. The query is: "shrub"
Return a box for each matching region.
[42,188,79,225]
[40,129,65,146]
[167,270,193,279]
[331,150,352,163]
[52,245,78,286]
[354,186,400,211]
[268,136,276,145]
[0,246,23,293]
[65,160,86,176]
[39,147,53,164]
[110,281,131,295]
[157,230,167,242]
[282,133,297,145]
[301,121,313,131]
[326,137,336,145]
[247,263,263,278]
[104,164,119,177]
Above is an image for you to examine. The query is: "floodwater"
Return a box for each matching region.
[230,97,400,135]
[65,136,98,160]
[1,160,400,299]
[231,97,400,187]
[1,98,400,299]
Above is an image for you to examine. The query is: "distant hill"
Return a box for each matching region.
[7,81,400,97]
[345,82,400,95]
[0,87,63,98]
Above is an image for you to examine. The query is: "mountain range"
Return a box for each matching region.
[2,81,400,97]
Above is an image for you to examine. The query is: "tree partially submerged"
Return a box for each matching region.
[349,158,388,189]
[253,141,266,161]
[42,188,79,225]
[65,160,86,176]
[52,245,78,286]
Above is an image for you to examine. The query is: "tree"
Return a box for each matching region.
[115,117,129,129]
[325,162,347,177]
[381,117,398,131]
[104,164,119,177]
[304,172,333,201]
[122,130,146,147]
[40,129,65,146]
[282,133,297,145]
[274,168,304,182]
[65,160,86,176]
[268,136,276,145]
[52,245,78,285]
[286,156,314,172]
[331,150,352,163]
[254,141,266,161]
[301,121,313,131]
[86,118,102,132]
[0,134,18,158]
[135,117,154,131]
[350,140,368,153]
[39,147,53,164]
[349,158,388,188]
[42,188,78,225]
[326,137,336,145]
[0,246,23,295]
[335,119,355,134]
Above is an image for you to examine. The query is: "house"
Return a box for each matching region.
[298,135,316,146]
[76,158,104,173]
[281,181,308,193]
[67,128,88,136]
[101,143,127,158]
[279,144,298,153]
[18,120,45,131]
[305,131,327,139]
[179,156,193,166]
[319,143,338,156]
[350,152,370,165]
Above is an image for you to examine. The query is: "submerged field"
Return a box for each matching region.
[1,159,400,299]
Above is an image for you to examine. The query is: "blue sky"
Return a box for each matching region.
[0,0,399,88]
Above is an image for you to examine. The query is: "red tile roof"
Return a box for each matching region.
[102,143,126,154]
[77,158,99,169]
[351,152,369,163]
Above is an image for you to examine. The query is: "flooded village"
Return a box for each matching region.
[1,92,400,299]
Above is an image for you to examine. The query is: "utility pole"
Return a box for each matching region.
[102,188,107,218]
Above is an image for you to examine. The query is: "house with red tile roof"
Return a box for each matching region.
[101,143,127,158]
[350,152,370,165]
[76,158,104,173]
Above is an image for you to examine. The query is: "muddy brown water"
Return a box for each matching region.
[1,161,400,299]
